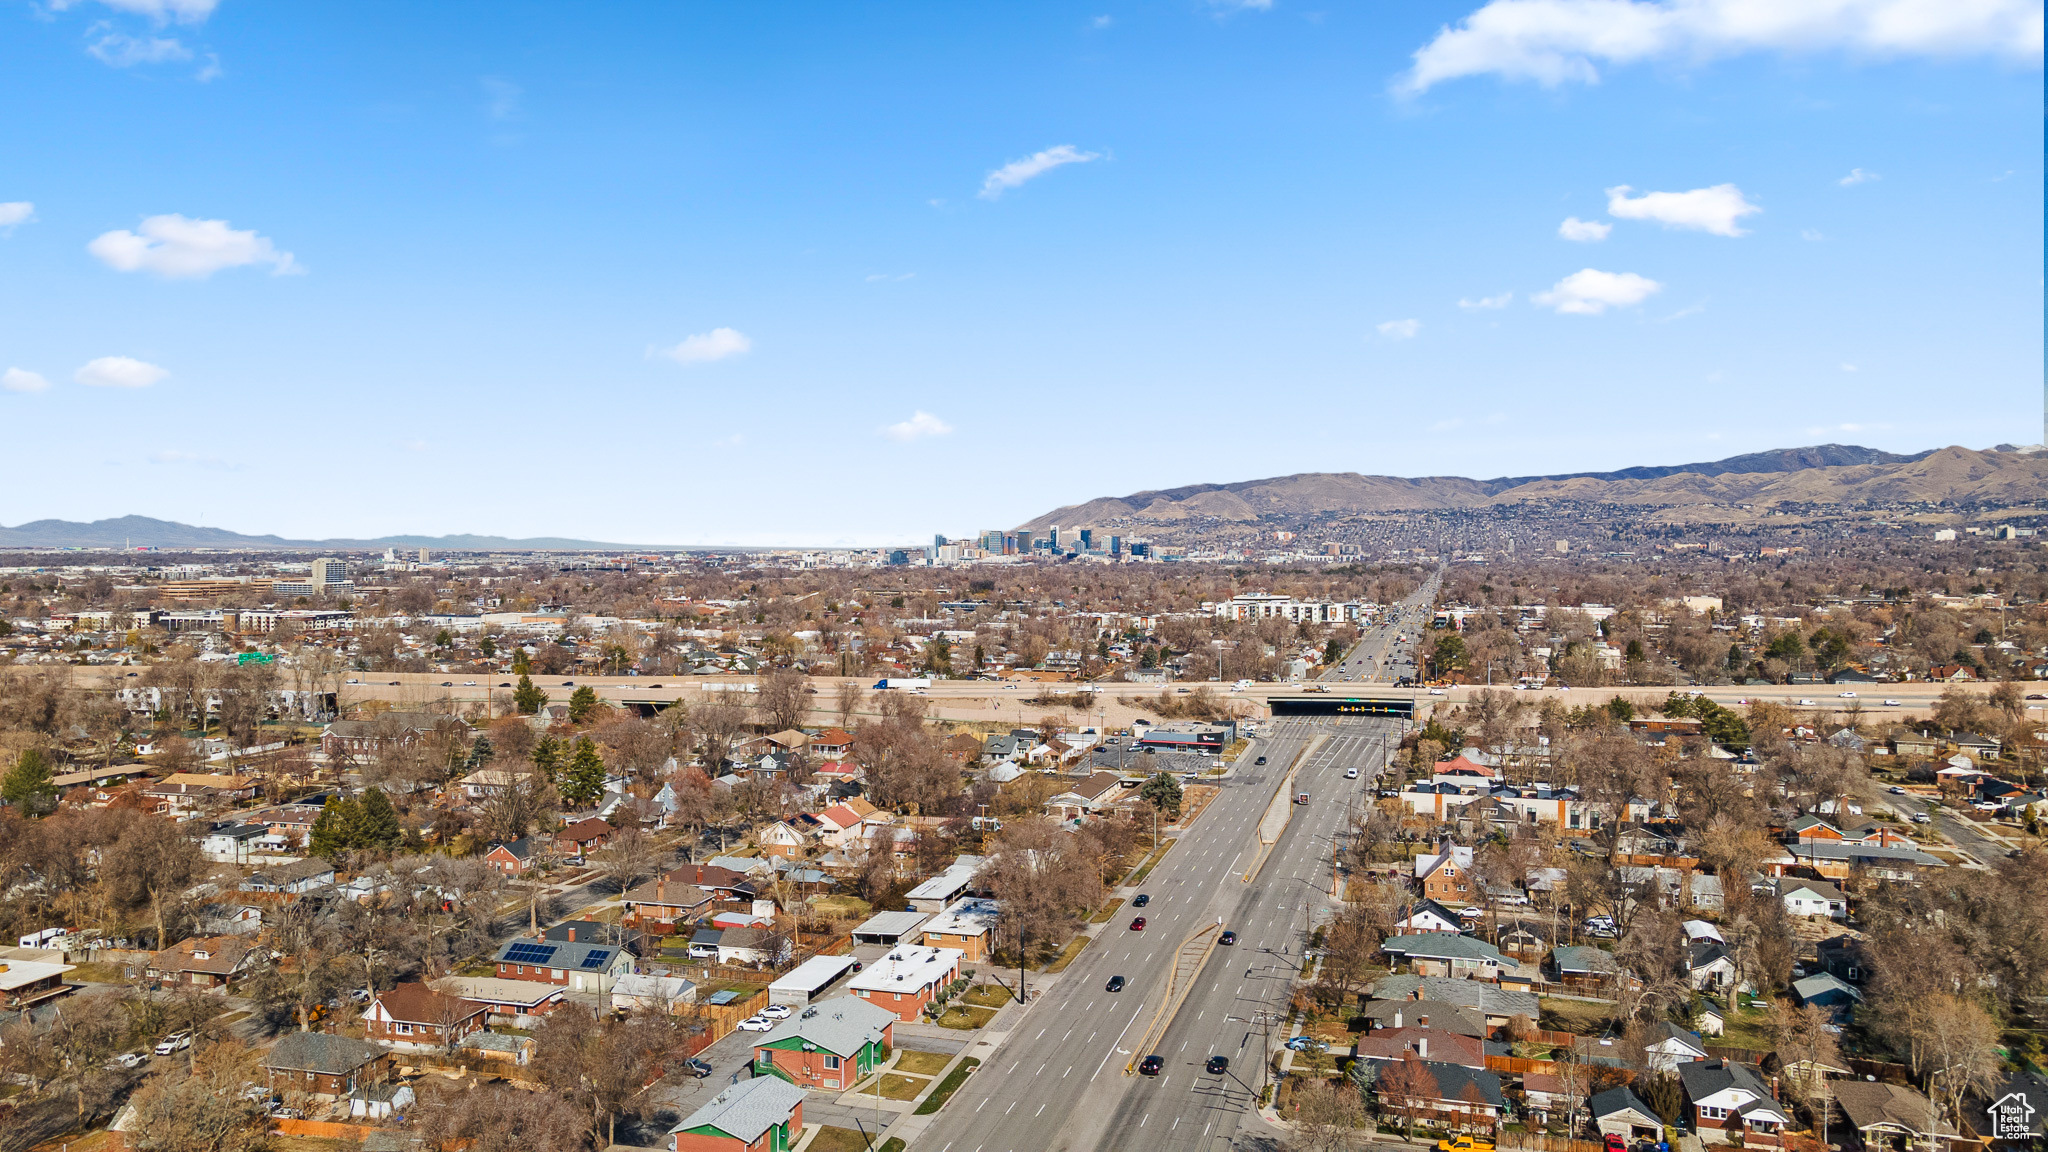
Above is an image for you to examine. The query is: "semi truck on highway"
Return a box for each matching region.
[872,677,933,691]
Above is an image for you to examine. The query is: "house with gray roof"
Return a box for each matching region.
[262,1032,388,1100]
[668,1074,806,1152]
[1549,945,1621,988]
[1381,933,1506,980]
[1369,974,1539,1026]
[1590,1086,1663,1141]
[749,995,898,1091]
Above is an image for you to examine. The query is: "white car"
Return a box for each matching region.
[1912,813,1932,824]
[1839,691,1857,698]
[1796,699,1816,707]
[1427,688,1447,696]
[735,1016,775,1032]
[758,1004,792,1019]
[154,1032,190,1056]
[1882,699,1902,707]
[1344,768,1359,779]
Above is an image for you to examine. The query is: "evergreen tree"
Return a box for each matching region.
[1139,771,1183,820]
[480,635,497,658]
[512,648,531,674]
[568,685,599,724]
[308,794,364,859]
[357,787,402,848]
[2,749,56,816]
[562,737,606,807]
[466,734,493,770]
[513,674,546,715]
[531,734,565,784]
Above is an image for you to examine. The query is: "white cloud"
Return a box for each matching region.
[195,53,222,82]
[1092,14,1114,27]
[1533,268,1662,314]
[881,411,954,442]
[52,0,217,22]
[75,356,168,388]
[3,368,51,393]
[979,145,1101,199]
[1377,319,1422,339]
[1841,362,1858,372]
[89,214,301,278]
[1801,228,1826,241]
[0,202,33,233]
[1210,0,1275,9]
[657,327,752,364]
[1399,0,2044,93]
[87,33,191,67]
[1839,167,1880,185]
[1606,183,1759,236]
[1558,216,1612,241]
[1459,291,1514,309]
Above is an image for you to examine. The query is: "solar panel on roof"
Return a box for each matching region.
[503,942,557,965]
[579,949,611,969]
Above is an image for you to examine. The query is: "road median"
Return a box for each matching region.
[1242,733,1326,883]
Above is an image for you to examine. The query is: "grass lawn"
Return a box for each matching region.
[65,961,128,983]
[1039,936,1089,974]
[809,894,873,919]
[935,1004,999,1030]
[962,984,1014,1009]
[893,1050,954,1076]
[851,1073,929,1101]
[1540,996,1620,1035]
[913,1056,980,1115]
[1714,1003,1775,1052]
[804,1126,872,1152]
[1090,897,1126,924]
[879,1140,906,1152]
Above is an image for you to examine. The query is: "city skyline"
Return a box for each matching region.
[0,1,2040,546]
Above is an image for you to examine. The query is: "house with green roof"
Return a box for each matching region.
[668,1074,806,1152]
[749,995,897,1091]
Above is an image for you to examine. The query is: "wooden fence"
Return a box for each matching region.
[692,988,770,1044]
[273,1119,378,1141]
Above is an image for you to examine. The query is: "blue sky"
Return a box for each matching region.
[1,0,2040,546]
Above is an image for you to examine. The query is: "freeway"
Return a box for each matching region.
[1323,571,1441,684]
[917,716,1397,1152]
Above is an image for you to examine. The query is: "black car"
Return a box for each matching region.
[683,1057,714,1079]
[1132,894,1150,907]
[1255,755,1267,765]
[1106,975,1125,992]
[1205,1055,1229,1075]
[1219,930,1237,945]
[561,680,574,686]
[1139,1055,1164,1076]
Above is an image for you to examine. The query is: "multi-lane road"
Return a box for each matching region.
[1323,571,1441,684]
[919,717,1397,1152]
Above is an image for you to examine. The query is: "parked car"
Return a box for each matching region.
[1437,1138,1495,1152]
[1284,1035,1327,1052]
[1912,813,1932,824]
[1605,1138,1627,1152]
[1139,1055,1164,1076]
[1888,786,1907,795]
[683,1058,715,1079]
[735,1016,775,1032]
[1219,931,1237,945]
[154,1032,190,1056]
[758,1004,792,1019]
[1106,975,1126,992]
[267,1104,304,1120]
[1129,917,1146,931]
[110,1052,147,1069]
[1205,1055,1230,1075]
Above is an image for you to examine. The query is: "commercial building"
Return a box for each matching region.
[848,945,963,1022]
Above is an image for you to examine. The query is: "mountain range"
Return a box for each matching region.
[1017,444,2048,532]
[0,516,662,552]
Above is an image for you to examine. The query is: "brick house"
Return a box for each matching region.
[483,837,538,875]
[365,982,489,1051]
[1366,1052,1507,1133]
[1414,844,1475,904]
[847,945,963,1022]
[620,873,717,935]
[262,1032,388,1100]
[918,897,998,962]
[491,936,635,994]
[1381,934,1505,981]
[668,1075,806,1152]
[750,995,897,1090]
[146,935,262,990]
[1678,1059,1792,1145]
[556,817,615,858]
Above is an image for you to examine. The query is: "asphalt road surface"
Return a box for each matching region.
[1323,573,1441,685]
[917,715,1397,1152]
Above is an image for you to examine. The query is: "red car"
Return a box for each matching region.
[1129,917,1146,931]
[1604,1136,1626,1152]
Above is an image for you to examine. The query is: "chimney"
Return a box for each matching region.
[1394,1010,1403,1029]
[1419,1014,1430,1028]
[567,926,576,942]
[657,876,666,903]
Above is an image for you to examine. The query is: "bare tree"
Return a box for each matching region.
[758,667,811,734]
[836,679,865,727]
[1290,1074,1366,1151]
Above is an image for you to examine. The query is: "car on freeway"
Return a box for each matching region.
[440,681,453,686]
[561,680,575,686]
[758,1004,792,1019]
[683,1058,715,1079]
[1796,699,1817,706]
[1296,792,1310,804]
[1129,916,1146,931]
[2029,693,2048,701]
[1206,1055,1230,1075]
[1106,975,1126,992]
[1344,767,1359,779]
[1219,930,1236,945]
[1139,1055,1164,1076]
[1883,699,1902,707]
[1254,755,1267,765]
[1132,893,1149,907]
[388,681,400,686]
[499,681,512,687]
[1428,687,1447,696]
[1839,691,1857,698]
[345,678,359,684]
[735,1016,775,1032]
[463,680,476,686]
